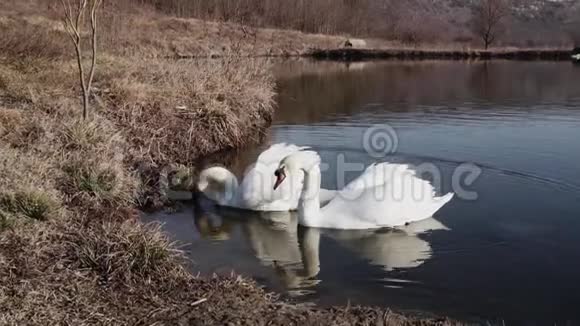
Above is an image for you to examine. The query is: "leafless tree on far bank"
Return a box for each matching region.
[472,0,511,49]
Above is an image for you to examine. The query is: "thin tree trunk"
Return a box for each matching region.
[73,40,89,120]
[60,0,101,120]
[86,0,101,120]
[82,90,89,119]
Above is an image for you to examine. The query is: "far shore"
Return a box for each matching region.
[171,46,575,62]
[309,47,573,61]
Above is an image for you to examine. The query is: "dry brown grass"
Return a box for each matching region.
[56,116,138,211]
[1,1,348,60]
[64,219,185,286]
[0,109,137,227]
[100,56,274,164]
[0,59,77,112]
[0,144,63,229]
[0,19,69,61]
[0,215,192,325]
[105,16,346,58]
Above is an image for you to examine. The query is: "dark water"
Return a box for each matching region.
[146,60,580,324]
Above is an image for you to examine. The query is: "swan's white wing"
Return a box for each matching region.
[240,143,306,211]
[339,162,413,193]
[321,163,453,229]
[257,143,308,165]
[319,189,338,206]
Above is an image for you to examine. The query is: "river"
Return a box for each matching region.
[145,60,580,324]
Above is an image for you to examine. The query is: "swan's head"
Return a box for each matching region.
[197,166,238,202]
[273,166,287,191]
[273,151,320,190]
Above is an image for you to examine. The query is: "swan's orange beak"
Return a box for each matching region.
[273,168,286,190]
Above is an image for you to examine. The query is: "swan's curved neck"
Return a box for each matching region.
[298,165,322,226]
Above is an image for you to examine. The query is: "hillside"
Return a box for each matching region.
[386,0,579,46]
[46,0,574,47]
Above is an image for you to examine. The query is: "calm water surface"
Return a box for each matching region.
[146,60,580,323]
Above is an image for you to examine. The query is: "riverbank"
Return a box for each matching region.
[0,2,467,324]
[310,48,573,61]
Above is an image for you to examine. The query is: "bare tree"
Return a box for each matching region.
[472,0,510,49]
[59,0,103,120]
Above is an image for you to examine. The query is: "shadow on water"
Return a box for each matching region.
[148,59,580,323]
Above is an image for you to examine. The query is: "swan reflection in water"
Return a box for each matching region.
[193,196,449,294]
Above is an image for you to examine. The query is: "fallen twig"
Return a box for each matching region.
[190,298,208,307]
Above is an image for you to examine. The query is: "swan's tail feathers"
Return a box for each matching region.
[438,192,455,205]
[426,192,454,218]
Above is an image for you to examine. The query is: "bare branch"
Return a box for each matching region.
[87,0,102,97]
[471,0,510,49]
[76,0,88,30]
[59,0,101,120]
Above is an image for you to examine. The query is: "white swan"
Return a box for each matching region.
[273,150,454,229]
[197,143,336,211]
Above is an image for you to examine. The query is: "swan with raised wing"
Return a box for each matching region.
[273,150,454,229]
[197,143,336,211]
